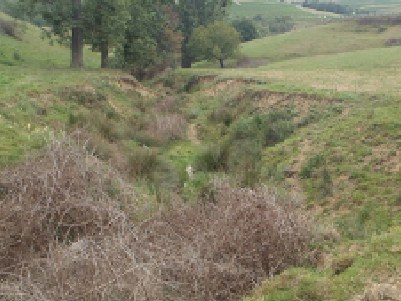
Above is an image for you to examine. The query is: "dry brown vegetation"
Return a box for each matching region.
[0,134,315,301]
[0,17,20,40]
[357,14,401,26]
[146,113,187,143]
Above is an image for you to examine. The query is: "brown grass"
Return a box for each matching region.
[146,112,187,143]
[0,17,20,40]
[0,136,315,301]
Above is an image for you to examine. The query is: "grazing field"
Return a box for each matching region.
[229,1,328,24]
[240,19,401,61]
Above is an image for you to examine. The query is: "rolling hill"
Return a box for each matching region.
[1,6,401,301]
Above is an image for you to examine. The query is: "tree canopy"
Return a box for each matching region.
[177,0,233,68]
[121,0,182,79]
[188,20,241,68]
[231,19,259,42]
[82,0,128,68]
[6,0,181,70]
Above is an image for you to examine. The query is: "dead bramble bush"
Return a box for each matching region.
[0,132,134,273]
[0,139,315,301]
[146,177,315,301]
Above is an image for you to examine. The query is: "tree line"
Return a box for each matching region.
[302,0,362,15]
[3,0,241,72]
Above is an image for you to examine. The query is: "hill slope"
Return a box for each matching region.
[0,11,100,68]
[1,10,401,301]
[241,19,401,62]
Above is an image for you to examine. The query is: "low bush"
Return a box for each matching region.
[231,112,294,147]
[335,202,392,240]
[208,107,233,126]
[0,146,315,301]
[300,154,327,179]
[0,17,20,40]
[151,178,314,301]
[194,142,230,172]
[145,113,187,144]
[0,133,132,273]
[126,146,160,178]
[319,168,334,198]
[59,87,107,106]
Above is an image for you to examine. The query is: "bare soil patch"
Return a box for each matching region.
[188,123,200,145]
[252,89,343,121]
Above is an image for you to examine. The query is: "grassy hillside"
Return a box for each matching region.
[229,1,331,26]
[240,19,401,61]
[0,12,100,68]
[1,9,401,301]
[178,13,401,301]
[0,12,116,166]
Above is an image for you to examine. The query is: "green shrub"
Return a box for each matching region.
[336,202,392,240]
[127,147,160,178]
[208,107,233,126]
[181,74,200,93]
[194,142,229,172]
[300,154,327,179]
[227,138,262,185]
[13,50,21,61]
[319,168,333,198]
[231,111,294,147]
[59,88,107,106]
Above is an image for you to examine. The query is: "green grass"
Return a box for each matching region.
[244,224,401,301]
[240,20,401,62]
[263,46,401,71]
[261,97,401,205]
[229,1,329,25]
[0,12,100,68]
[0,12,123,166]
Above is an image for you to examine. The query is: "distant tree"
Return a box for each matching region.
[231,19,259,42]
[302,0,353,15]
[188,20,241,68]
[177,0,232,68]
[268,16,294,34]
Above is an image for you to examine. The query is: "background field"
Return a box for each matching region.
[229,1,335,28]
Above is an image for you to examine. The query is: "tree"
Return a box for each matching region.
[82,0,128,68]
[231,19,259,42]
[121,0,182,79]
[177,0,232,68]
[71,0,83,67]
[188,20,241,68]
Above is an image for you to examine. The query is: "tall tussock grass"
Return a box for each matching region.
[0,136,315,301]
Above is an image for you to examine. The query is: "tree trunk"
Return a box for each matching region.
[71,0,83,68]
[181,38,192,68]
[181,53,192,68]
[100,43,109,68]
[219,59,224,68]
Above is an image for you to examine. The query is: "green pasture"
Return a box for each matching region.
[241,20,401,61]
